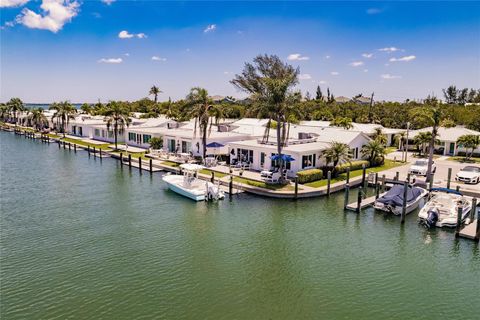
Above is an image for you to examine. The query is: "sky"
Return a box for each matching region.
[1,0,479,103]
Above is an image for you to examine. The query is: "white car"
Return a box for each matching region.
[408,159,436,176]
[455,166,480,184]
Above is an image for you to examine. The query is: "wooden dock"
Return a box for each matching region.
[345,195,378,211]
[458,219,479,241]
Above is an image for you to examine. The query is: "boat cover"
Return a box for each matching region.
[376,185,423,207]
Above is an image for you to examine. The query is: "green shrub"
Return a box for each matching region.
[335,160,370,173]
[149,137,163,149]
[297,168,323,183]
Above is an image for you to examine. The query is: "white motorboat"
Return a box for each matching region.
[418,188,472,228]
[374,185,428,215]
[162,164,224,201]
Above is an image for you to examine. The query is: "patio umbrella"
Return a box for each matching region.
[270,154,295,162]
[206,142,225,159]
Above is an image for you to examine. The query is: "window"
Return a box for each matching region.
[101,130,105,138]
[237,149,253,163]
[302,154,316,169]
[72,126,76,135]
[128,132,136,142]
[181,141,191,153]
[143,134,152,144]
[260,152,266,167]
[95,129,100,136]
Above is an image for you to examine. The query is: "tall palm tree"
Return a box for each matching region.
[322,141,352,174]
[413,132,433,156]
[361,140,385,166]
[7,98,25,127]
[231,54,300,183]
[372,127,387,145]
[411,105,454,181]
[394,131,407,160]
[185,87,223,159]
[330,117,353,130]
[149,85,162,103]
[0,104,9,122]
[457,134,480,160]
[50,101,77,138]
[27,108,49,131]
[104,101,131,150]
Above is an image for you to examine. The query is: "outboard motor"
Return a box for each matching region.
[425,208,439,228]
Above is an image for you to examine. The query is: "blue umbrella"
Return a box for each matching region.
[206,142,225,148]
[270,154,295,162]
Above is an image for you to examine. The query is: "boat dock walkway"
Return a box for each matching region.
[345,195,379,211]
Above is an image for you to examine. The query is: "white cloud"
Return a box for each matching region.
[101,0,115,5]
[118,30,147,39]
[389,55,416,62]
[151,56,166,61]
[223,71,230,75]
[287,53,310,61]
[204,24,216,33]
[381,74,401,80]
[379,47,401,52]
[325,55,331,59]
[330,71,339,76]
[362,53,373,58]
[298,74,312,80]
[98,58,123,64]
[319,80,327,84]
[15,0,80,33]
[92,12,101,19]
[0,0,29,7]
[4,21,15,27]
[349,61,364,67]
[124,53,129,56]
[363,69,368,73]
[366,8,382,14]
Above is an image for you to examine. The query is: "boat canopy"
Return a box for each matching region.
[430,187,463,195]
[180,164,204,172]
[376,185,424,207]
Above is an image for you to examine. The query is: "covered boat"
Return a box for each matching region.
[418,188,472,228]
[374,185,428,215]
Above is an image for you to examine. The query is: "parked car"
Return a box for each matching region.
[455,166,480,184]
[408,159,436,176]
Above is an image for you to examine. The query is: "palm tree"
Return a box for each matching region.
[330,117,353,130]
[231,54,300,183]
[50,101,77,138]
[361,140,385,166]
[185,87,223,159]
[411,105,454,181]
[394,131,407,160]
[322,141,352,174]
[0,104,9,122]
[81,103,93,115]
[457,134,480,160]
[104,101,131,150]
[372,127,387,145]
[27,108,49,131]
[7,98,25,127]
[413,132,433,156]
[149,85,162,103]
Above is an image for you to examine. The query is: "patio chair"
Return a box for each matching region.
[265,172,281,184]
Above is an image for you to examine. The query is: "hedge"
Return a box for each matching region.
[335,160,370,173]
[297,168,323,183]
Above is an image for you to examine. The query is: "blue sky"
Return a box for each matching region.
[1,1,479,103]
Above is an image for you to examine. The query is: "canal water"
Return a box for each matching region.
[1,131,479,319]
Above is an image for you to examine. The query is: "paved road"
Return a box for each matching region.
[386,151,480,194]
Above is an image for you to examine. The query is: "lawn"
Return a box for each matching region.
[161,160,180,167]
[447,156,480,164]
[60,137,112,151]
[200,169,228,178]
[385,146,398,154]
[305,159,405,188]
[233,176,295,191]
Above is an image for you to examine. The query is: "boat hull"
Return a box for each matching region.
[374,188,428,215]
[162,175,206,201]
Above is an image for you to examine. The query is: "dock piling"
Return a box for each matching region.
[211,171,215,183]
[401,181,408,224]
[68,142,71,151]
[476,210,480,241]
[149,159,153,173]
[455,206,463,237]
[128,154,132,168]
[344,183,350,210]
[87,145,90,157]
[356,186,362,214]
[395,171,399,181]
[381,174,386,192]
[294,176,298,200]
[327,170,332,196]
[375,173,380,199]
[229,175,233,199]
[139,157,142,173]
[470,198,477,221]
[429,173,434,191]
[456,185,460,192]
[447,168,452,189]
[58,140,61,149]
[93,147,96,158]
[346,168,350,184]
[74,143,76,153]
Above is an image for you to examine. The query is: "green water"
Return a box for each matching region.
[1,132,479,319]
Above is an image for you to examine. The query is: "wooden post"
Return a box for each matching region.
[406,173,411,184]
[327,170,332,196]
[229,175,233,199]
[475,209,480,242]
[128,154,132,168]
[447,168,452,189]
[375,173,380,199]
[294,176,298,200]
[63,141,66,149]
[120,152,123,165]
[58,140,61,149]
[149,159,153,173]
[395,171,399,181]
[87,145,90,157]
[346,167,350,184]
[429,173,434,191]
[74,143,76,153]
[211,171,215,183]
[344,183,350,210]
[455,205,463,237]
[68,142,71,151]
[456,185,460,192]
[361,164,366,186]
[356,186,362,214]
[470,198,477,221]
[139,157,142,172]
[381,174,386,192]
[93,147,96,158]
[401,181,408,224]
